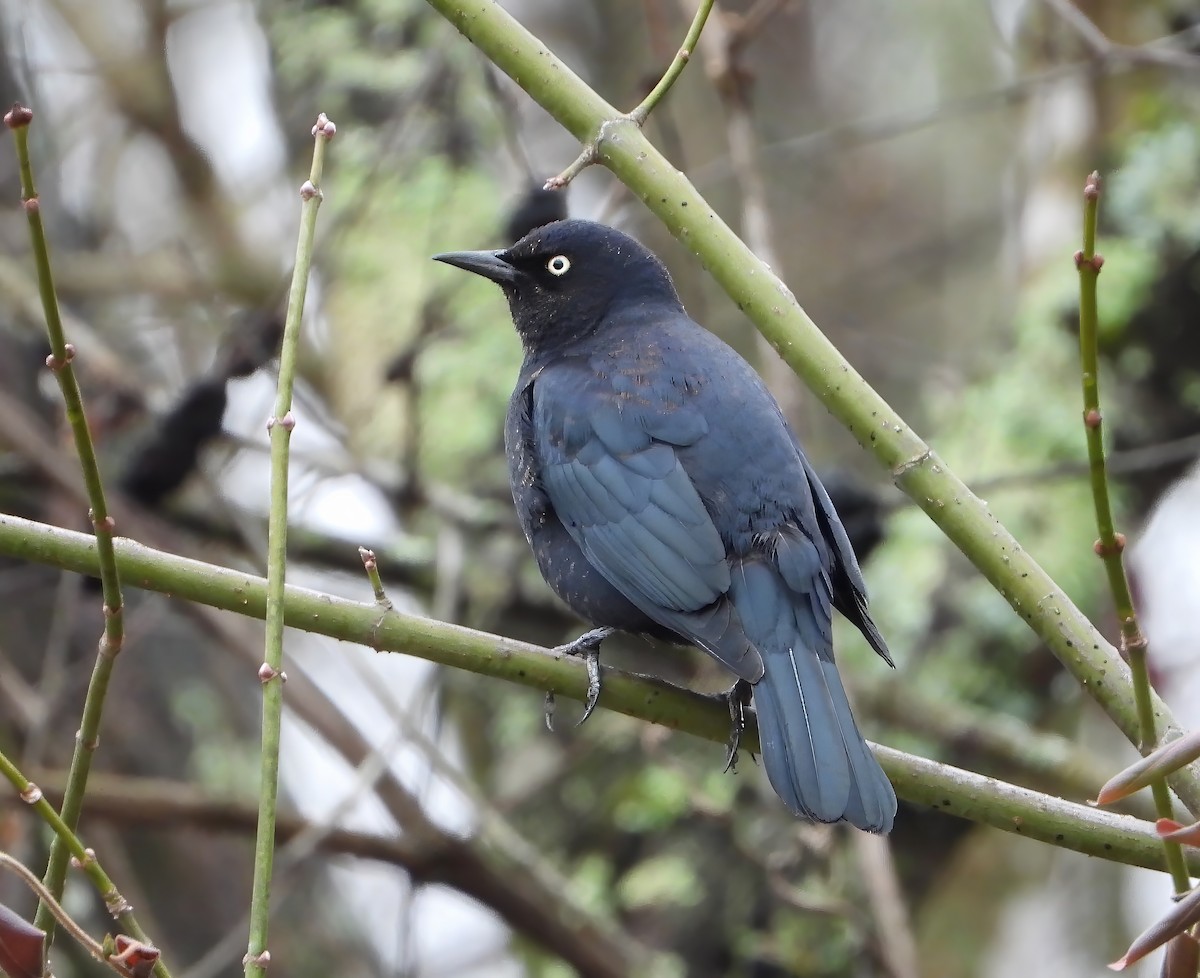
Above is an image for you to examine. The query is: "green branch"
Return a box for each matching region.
[420,0,1200,816]
[0,512,1194,875]
[1075,172,1188,892]
[245,113,334,978]
[629,0,715,124]
[4,103,128,944]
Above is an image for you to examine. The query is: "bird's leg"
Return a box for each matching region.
[722,679,755,773]
[544,626,614,731]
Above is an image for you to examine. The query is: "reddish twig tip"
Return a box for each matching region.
[1085,171,1102,199]
[4,103,32,129]
[311,113,336,140]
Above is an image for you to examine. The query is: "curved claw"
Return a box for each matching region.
[576,647,602,727]
[723,679,753,773]
[548,627,613,727]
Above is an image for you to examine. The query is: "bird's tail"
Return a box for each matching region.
[733,563,896,833]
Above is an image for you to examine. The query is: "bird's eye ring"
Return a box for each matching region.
[546,255,571,276]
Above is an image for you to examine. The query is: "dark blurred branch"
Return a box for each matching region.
[852,833,917,978]
[0,512,1197,873]
[1037,0,1200,70]
[4,767,642,977]
[957,433,1200,501]
[685,20,1200,184]
[422,0,1200,817]
[690,0,799,415]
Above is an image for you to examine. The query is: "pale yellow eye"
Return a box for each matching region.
[546,255,571,276]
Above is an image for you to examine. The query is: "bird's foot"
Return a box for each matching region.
[544,626,614,731]
[722,679,754,773]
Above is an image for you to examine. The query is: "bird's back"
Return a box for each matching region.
[562,306,825,552]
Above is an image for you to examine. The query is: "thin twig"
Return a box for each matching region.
[0,850,129,977]
[1038,0,1112,55]
[0,751,169,976]
[245,112,334,978]
[629,0,716,124]
[4,103,129,946]
[545,0,715,188]
[1075,171,1189,893]
[359,547,393,610]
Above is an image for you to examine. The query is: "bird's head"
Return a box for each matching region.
[433,219,682,355]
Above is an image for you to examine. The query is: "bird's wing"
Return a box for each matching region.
[531,363,763,681]
[798,453,893,666]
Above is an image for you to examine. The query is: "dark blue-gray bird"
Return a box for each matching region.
[434,219,897,833]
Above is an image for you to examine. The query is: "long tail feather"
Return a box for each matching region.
[733,560,896,833]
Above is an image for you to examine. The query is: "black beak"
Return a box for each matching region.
[432,249,518,285]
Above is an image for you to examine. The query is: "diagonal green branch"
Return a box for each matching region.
[0,511,1193,875]
[421,0,1200,815]
[4,103,129,945]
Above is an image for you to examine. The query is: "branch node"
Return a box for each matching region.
[1084,408,1103,429]
[299,180,321,201]
[1123,631,1148,655]
[311,112,337,140]
[44,344,76,371]
[110,936,160,974]
[545,144,598,190]
[1093,533,1127,557]
[20,782,42,804]
[243,950,271,969]
[70,848,96,869]
[1084,170,1102,200]
[23,196,39,215]
[103,892,133,918]
[359,546,394,610]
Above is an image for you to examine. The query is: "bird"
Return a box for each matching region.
[433,219,897,833]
